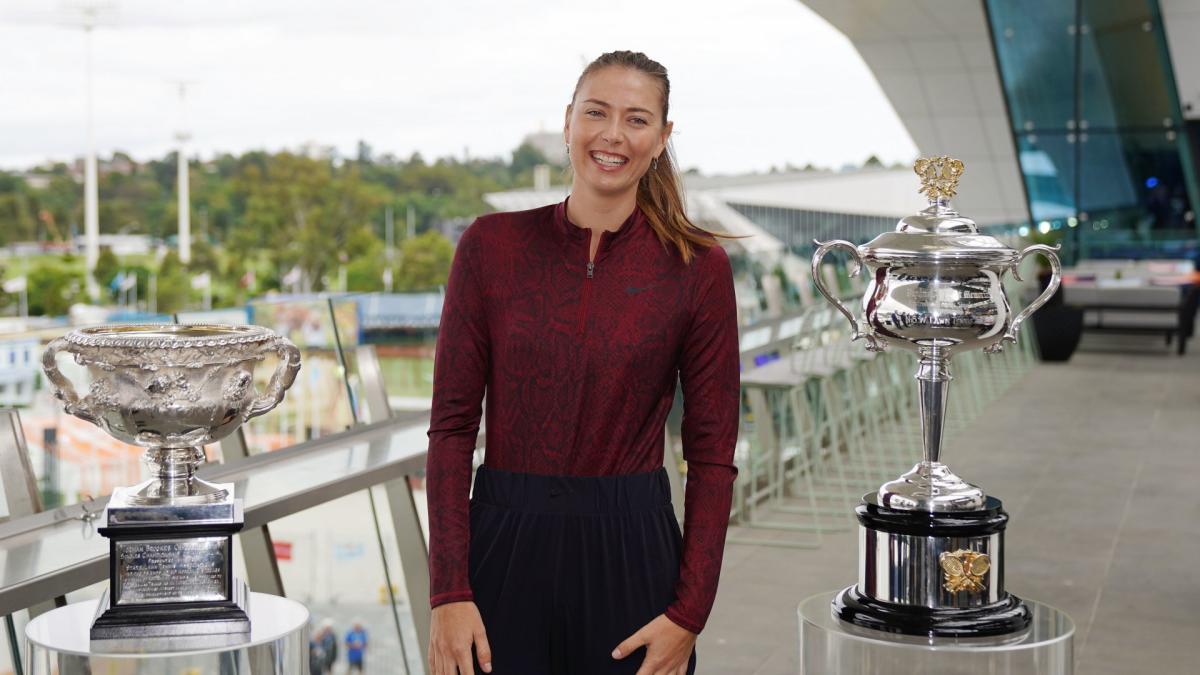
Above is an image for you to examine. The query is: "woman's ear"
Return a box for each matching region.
[563,104,573,146]
[658,120,674,156]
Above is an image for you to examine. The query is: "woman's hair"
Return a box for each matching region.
[570,50,740,265]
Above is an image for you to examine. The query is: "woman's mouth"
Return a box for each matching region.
[590,151,629,170]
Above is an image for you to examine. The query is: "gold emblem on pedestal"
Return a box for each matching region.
[939,549,990,593]
[914,156,965,201]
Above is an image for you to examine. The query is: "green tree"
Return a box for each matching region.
[27,262,85,316]
[229,153,383,291]
[94,247,120,293]
[156,250,191,314]
[394,230,454,291]
[511,141,550,174]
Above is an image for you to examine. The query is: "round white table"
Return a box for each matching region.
[24,592,309,675]
[799,591,1074,674]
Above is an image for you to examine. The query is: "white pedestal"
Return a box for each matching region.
[799,591,1074,675]
[24,592,309,675]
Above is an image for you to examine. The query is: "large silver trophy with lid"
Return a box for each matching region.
[43,324,300,646]
[812,157,1061,637]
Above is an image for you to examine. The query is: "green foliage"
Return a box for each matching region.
[511,142,550,174]
[155,250,191,314]
[0,143,550,312]
[27,261,85,316]
[394,231,454,291]
[94,247,120,291]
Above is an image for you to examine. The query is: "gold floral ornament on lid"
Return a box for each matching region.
[914,156,966,201]
[939,549,991,593]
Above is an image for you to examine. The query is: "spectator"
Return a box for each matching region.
[317,619,338,673]
[309,635,326,675]
[345,620,368,672]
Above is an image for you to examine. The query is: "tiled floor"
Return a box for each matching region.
[699,338,1200,674]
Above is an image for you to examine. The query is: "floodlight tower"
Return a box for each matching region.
[64,1,117,300]
[172,81,196,265]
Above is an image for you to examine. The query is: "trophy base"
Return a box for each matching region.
[90,580,251,650]
[833,585,1031,638]
[843,493,1032,636]
[94,483,251,649]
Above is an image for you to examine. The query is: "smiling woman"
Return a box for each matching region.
[426,51,741,675]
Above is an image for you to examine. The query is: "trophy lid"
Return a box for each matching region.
[860,157,1019,265]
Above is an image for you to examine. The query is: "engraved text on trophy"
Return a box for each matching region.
[114,537,230,605]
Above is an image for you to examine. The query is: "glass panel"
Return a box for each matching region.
[271,487,422,674]
[1080,0,1174,130]
[1080,130,1194,230]
[0,610,29,675]
[1017,134,1076,221]
[244,297,357,452]
[986,0,1076,132]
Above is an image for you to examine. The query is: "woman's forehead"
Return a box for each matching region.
[575,66,664,115]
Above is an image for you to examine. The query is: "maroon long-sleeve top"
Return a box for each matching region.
[425,200,741,634]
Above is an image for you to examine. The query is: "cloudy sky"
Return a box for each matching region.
[0,0,916,174]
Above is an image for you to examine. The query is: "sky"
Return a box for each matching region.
[0,0,917,175]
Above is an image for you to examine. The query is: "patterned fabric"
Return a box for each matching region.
[426,199,741,634]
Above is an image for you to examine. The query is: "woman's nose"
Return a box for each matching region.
[601,121,623,145]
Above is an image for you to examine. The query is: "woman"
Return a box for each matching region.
[427,50,740,675]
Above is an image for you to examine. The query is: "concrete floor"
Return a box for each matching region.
[699,338,1200,674]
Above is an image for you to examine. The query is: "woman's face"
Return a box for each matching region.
[564,66,673,199]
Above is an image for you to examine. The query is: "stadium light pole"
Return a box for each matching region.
[64,1,116,300]
[172,81,196,265]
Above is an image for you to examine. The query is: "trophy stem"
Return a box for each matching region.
[915,355,952,465]
[127,446,228,505]
[877,351,985,511]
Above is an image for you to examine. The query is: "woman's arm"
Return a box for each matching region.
[665,243,741,634]
[426,220,490,609]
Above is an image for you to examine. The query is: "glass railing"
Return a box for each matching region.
[0,296,435,675]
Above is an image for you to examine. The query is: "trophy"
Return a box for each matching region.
[42,324,301,644]
[811,157,1061,637]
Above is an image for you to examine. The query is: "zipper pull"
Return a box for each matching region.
[586,261,594,279]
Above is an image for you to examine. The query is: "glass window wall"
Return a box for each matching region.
[986,0,1200,262]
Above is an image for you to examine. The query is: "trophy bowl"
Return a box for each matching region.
[812,157,1062,513]
[43,324,301,506]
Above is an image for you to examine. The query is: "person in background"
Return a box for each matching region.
[309,633,326,675]
[345,620,368,672]
[317,619,338,673]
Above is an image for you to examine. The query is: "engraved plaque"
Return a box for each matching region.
[114,537,230,605]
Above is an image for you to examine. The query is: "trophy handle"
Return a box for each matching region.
[245,336,302,420]
[41,337,100,425]
[987,243,1062,353]
[811,239,886,352]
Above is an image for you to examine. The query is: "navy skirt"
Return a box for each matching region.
[467,465,698,675]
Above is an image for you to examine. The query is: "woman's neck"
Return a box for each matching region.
[566,185,637,233]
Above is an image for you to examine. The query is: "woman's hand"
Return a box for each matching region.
[430,601,492,674]
[611,613,696,675]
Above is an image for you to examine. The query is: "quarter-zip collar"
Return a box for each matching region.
[552,197,646,261]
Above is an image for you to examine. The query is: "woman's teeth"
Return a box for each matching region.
[591,152,628,167]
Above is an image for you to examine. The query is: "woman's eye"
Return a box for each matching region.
[630,117,648,126]
[586,110,603,118]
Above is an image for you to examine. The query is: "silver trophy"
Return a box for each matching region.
[812,157,1061,636]
[43,324,301,645]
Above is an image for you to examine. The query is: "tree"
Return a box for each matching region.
[155,250,191,314]
[511,142,549,174]
[394,231,454,291]
[27,262,85,317]
[863,155,884,168]
[94,247,120,293]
